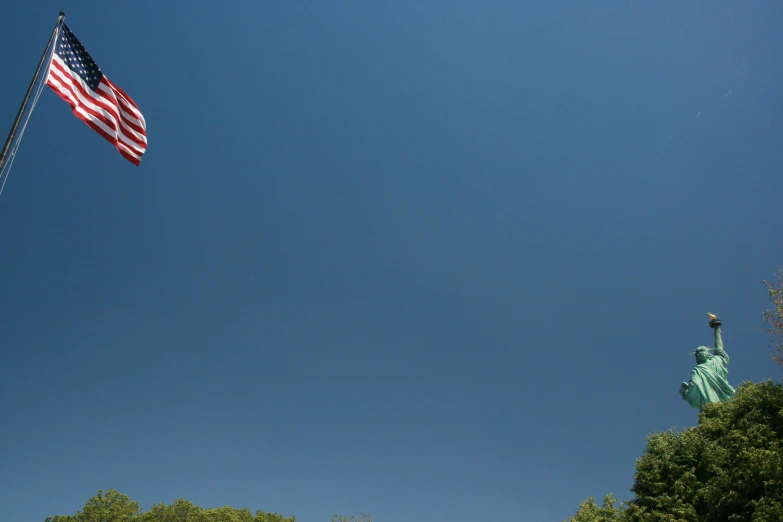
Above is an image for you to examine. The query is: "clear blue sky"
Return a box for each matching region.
[2,2,782,521]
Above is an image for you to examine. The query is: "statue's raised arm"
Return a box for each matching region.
[679,313,736,412]
[710,313,728,363]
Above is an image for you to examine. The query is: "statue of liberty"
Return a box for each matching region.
[679,314,736,411]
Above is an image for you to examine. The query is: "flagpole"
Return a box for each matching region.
[0,11,65,173]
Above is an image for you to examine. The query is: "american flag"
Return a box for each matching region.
[45,23,147,165]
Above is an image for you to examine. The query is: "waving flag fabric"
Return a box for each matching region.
[46,23,147,165]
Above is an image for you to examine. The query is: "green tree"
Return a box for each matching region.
[331,514,372,522]
[46,489,142,522]
[563,494,625,522]
[567,380,783,522]
[142,498,206,522]
[763,267,783,368]
[625,380,783,521]
[47,490,294,522]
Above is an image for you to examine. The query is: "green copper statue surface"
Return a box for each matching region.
[679,314,736,411]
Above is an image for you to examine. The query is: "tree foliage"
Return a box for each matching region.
[565,380,783,522]
[763,267,783,369]
[564,495,625,522]
[45,490,295,522]
[331,514,373,522]
[46,490,142,522]
[626,380,783,521]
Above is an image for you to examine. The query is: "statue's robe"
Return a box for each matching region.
[680,342,735,412]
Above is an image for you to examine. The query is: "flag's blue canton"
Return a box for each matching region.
[54,23,104,92]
